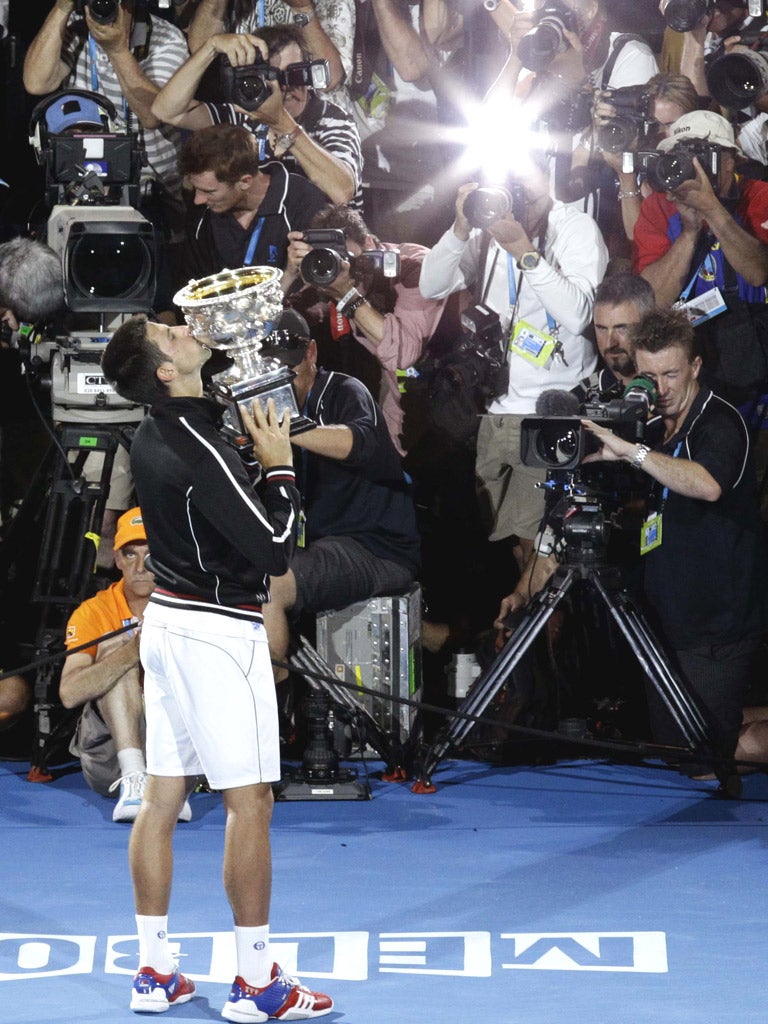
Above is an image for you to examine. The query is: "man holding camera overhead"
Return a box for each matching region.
[633,109,768,399]
[152,24,362,208]
[23,0,189,214]
[420,156,608,570]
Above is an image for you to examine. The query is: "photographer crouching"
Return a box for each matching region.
[498,306,768,773]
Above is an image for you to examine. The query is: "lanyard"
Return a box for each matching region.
[507,253,556,334]
[680,251,717,302]
[88,35,128,120]
[244,216,266,265]
[659,439,685,511]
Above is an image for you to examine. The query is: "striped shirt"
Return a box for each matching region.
[231,0,355,113]
[61,13,189,201]
[205,91,363,208]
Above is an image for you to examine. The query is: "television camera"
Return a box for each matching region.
[298,228,400,287]
[26,89,157,413]
[520,375,657,472]
[220,55,330,112]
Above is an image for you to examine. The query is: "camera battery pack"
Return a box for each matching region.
[316,584,422,745]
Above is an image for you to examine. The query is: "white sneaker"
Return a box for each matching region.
[109,771,146,823]
[178,798,192,822]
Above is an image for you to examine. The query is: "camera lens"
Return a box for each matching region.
[518,17,567,72]
[661,0,711,32]
[87,0,120,24]
[597,118,639,153]
[463,187,512,230]
[707,51,768,108]
[69,231,152,300]
[536,423,580,466]
[236,74,269,109]
[300,248,343,287]
[648,150,696,192]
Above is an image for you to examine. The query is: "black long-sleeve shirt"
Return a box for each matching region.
[130,396,300,621]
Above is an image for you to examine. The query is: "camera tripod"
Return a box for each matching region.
[1,422,135,777]
[412,546,736,795]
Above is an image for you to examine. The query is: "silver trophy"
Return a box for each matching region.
[173,265,314,448]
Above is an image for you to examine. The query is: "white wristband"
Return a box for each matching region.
[336,287,360,314]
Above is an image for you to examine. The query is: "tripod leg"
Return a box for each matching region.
[412,567,578,792]
[589,568,737,790]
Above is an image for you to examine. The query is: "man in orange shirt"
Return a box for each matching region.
[60,507,191,822]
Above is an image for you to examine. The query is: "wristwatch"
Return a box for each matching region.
[292,8,316,26]
[519,251,541,271]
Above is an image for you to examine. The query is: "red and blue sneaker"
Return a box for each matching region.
[221,963,333,1021]
[130,965,196,1013]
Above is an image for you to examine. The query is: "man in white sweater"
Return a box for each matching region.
[419,160,608,568]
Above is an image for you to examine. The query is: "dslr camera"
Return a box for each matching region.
[521,376,657,471]
[517,0,579,73]
[596,85,654,152]
[299,228,400,287]
[659,0,714,32]
[73,0,122,24]
[462,184,526,230]
[622,140,721,192]
[220,56,330,112]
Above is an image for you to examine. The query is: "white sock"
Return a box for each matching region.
[136,915,175,974]
[117,748,146,777]
[235,925,271,987]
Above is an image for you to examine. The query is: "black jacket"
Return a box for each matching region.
[131,395,300,620]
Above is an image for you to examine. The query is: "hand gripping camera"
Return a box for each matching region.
[622,140,721,192]
[595,85,655,153]
[220,56,330,112]
[298,229,400,288]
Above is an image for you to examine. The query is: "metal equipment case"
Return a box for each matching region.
[316,585,422,745]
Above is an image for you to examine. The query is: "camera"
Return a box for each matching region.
[622,141,721,192]
[707,48,768,108]
[462,185,526,230]
[73,0,121,25]
[220,56,330,112]
[659,0,714,32]
[595,85,654,153]
[517,1,579,73]
[520,376,656,471]
[299,228,400,287]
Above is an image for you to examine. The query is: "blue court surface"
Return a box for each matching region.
[2,755,767,1024]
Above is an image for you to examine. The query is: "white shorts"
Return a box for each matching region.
[140,602,280,788]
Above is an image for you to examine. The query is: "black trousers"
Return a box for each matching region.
[645,634,760,770]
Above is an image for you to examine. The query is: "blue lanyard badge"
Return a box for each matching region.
[674,251,726,327]
[244,217,266,265]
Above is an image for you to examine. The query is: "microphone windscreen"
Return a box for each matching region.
[534,388,581,417]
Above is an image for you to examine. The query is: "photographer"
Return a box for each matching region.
[256,310,420,684]
[419,157,608,570]
[23,0,189,215]
[581,307,768,769]
[633,110,768,395]
[570,73,701,245]
[152,25,362,207]
[282,204,452,455]
[487,0,657,121]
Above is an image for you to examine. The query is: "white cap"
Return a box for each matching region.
[657,110,744,154]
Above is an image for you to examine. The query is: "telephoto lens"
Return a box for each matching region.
[462,186,512,229]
